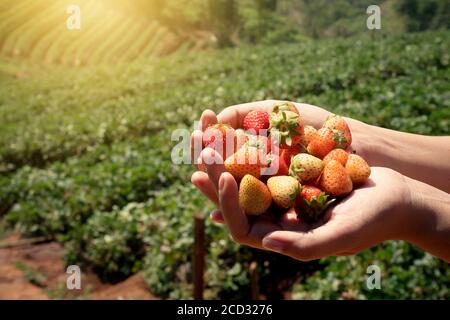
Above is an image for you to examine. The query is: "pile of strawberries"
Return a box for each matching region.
[202,102,371,223]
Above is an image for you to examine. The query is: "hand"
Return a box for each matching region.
[193,150,412,260]
[190,100,381,261]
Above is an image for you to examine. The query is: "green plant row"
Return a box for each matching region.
[2,132,188,235]
[1,32,448,172]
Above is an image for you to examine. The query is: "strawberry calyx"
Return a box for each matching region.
[296,190,335,223]
[269,111,303,147]
[332,129,348,149]
[288,163,305,179]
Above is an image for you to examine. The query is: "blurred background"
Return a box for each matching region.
[0,0,448,299]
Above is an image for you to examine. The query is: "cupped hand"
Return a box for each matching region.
[190,100,409,261]
[192,146,412,260]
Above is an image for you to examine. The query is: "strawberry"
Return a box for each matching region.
[239,174,272,215]
[267,176,300,209]
[323,149,349,166]
[272,101,299,115]
[323,114,352,149]
[263,153,283,177]
[280,146,299,170]
[294,185,335,223]
[306,127,337,159]
[320,160,353,197]
[299,125,319,150]
[235,129,248,150]
[264,145,301,176]
[246,134,271,154]
[345,154,371,186]
[269,110,304,149]
[202,123,236,159]
[243,111,270,135]
[289,153,324,183]
[224,145,267,181]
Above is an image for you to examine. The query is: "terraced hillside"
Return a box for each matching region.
[0,0,192,67]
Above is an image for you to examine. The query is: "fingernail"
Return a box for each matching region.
[218,173,225,192]
[262,238,284,253]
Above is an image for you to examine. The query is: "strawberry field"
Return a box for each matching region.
[1,31,449,299]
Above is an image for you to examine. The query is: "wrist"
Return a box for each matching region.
[400,177,431,242]
[402,177,450,261]
[345,118,377,161]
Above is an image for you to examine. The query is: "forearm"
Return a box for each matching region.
[349,119,450,192]
[403,177,450,262]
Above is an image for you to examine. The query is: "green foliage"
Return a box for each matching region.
[65,202,148,283]
[293,241,450,299]
[3,133,187,236]
[396,0,450,32]
[0,31,449,299]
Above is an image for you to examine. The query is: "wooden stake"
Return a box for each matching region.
[193,212,205,300]
[250,261,259,300]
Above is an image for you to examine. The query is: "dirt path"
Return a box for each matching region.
[0,233,157,300]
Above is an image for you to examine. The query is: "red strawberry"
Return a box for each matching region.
[294,185,335,223]
[345,154,371,186]
[277,153,290,176]
[323,114,352,149]
[224,145,267,181]
[269,110,305,149]
[306,127,336,159]
[264,154,284,177]
[243,111,270,135]
[202,124,236,159]
[323,149,349,166]
[320,160,353,197]
[267,145,300,176]
[306,125,350,159]
[266,150,290,177]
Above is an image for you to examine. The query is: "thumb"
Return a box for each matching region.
[261,222,352,261]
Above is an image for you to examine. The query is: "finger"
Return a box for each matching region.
[295,103,332,128]
[218,172,279,248]
[199,109,217,131]
[217,172,251,242]
[217,100,332,129]
[202,148,225,195]
[191,171,219,205]
[210,209,225,224]
[261,220,352,261]
[191,130,204,170]
[217,100,278,128]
